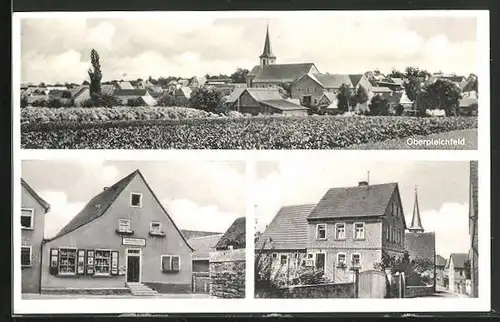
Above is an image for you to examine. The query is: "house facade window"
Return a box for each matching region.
[59,248,77,274]
[351,253,361,267]
[386,225,390,241]
[118,219,131,232]
[150,221,162,234]
[306,253,314,266]
[161,255,181,272]
[21,246,32,267]
[354,222,365,239]
[337,253,347,267]
[95,250,112,275]
[392,227,396,242]
[130,193,142,207]
[335,223,346,240]
[21,208,34,229]
[316,224,327,240]
[280,254,288,265]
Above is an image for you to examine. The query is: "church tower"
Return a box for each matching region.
[259,24,276,67]
[408,187,424,233]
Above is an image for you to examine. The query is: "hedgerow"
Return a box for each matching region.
[21,115,478,149]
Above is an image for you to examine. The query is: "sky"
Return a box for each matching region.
[22,160,246,238]
[19,13,478,84]
[254,160,473,259]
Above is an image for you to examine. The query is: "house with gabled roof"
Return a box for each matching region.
[256,181,408,284]
[435,255,447,287]
[173,86,192,105]
[40,169,194,295]
[231,88,307,116]
[114,89,157,106]
[21,179,51,293]
[446,253,469,294]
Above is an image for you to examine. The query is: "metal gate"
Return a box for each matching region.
[358,270,387,298]
[192,274,210,294]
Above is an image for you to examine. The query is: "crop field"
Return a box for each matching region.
[21,107,478,149]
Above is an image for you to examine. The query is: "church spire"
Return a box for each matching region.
[259,22,276,67]
[409,186,424,233]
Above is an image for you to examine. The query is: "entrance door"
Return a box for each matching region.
[126,249,141,283]
[315,253,326,272]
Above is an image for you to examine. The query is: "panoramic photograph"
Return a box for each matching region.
[19,160,246,299]
[254,160,478,299]
[17,12,479,149]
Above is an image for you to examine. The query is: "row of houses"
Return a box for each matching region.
[20,170,245,295]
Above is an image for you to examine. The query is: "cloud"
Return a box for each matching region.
[20,15,478,84]
[165,198,241,233]
[39,191,86,238]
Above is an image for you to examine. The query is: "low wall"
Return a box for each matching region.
[404,285,434,298]
[256,282,356,299]
[209,249,245,299]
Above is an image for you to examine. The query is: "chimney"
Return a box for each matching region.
[358,181,369,187]
[103,187,109,191]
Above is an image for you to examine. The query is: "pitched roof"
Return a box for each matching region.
[176,86,192,98]
[391,78,404,85]
[101,84,115,96]
[180,229,223,240]
[247,65,263,76]
[245,88,283,102]
[256,204,315,250]
[320,92,337,104]
[114,89,148,96]
[69,86,89,99]
[225,87,247,104]
[449,253,469,269]
[21,178,51,212]
[436,254,447,267]
[349,74,364,87]
[308,182,399,220]
[372,86,393,93]
[408,188,424,232]
[260,99,307,111]
[310,73,353,89]
[46,170,194,251]
[253,63,316,83]
[260,24,275,58]
[215,217,246,250]
[117,81,135,90]
[188,234,224,260]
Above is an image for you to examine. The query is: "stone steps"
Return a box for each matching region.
[126,283,159,296]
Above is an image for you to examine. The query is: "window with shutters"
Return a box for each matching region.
[21,208,34,229]
[21,246,32,267]
[95,250,111,275]
[161,255,181,272]
[58,248,77,274]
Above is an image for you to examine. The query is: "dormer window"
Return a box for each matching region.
[21,208,34,229]
[130,193,142,207]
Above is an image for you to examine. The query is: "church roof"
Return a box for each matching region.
[260,24,275,59]
[252,63,317,83]
[408,188,424,232]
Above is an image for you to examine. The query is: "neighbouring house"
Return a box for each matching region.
[434,74,468,89]
[40,169,194,295]
[404,188,436,287]
[69,86,91,107]
[469,161,478,297]
[231,88,306,116]
[173,86,192,105]
[189,76,207,88]
[117,81,135,90]
[210,83,247,97]
[257,181,408,285]
[435,255,447,288]
[26,94,50,105]
[48,89,73,105]
[101,84,116,97]
[188,234,224,273]
[114,89,157,106]
[224,87,247,108]
[215,217,246,251]
[375,79,404,92]
[317,92,339,114]
[46,85,68,92]
[387,91,413,115]
[291,73,351,107]
[180,229,227,240]
[21,179,51,294]
[177,79,190,88]
[246,25,318,89]
[371,86,393,99]
[446,253,469,294]
[146,86,164,99]
[135,79,154,90]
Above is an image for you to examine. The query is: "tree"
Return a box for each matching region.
[368,94,389,116]
[87,49,103,98]
[277,82,292,99]
[82,80,90,86]
[230,68,249,84]
[416,79,462,116]
[389,69,405,78]
[336,83,352,113]
[189,86,224,113]
[21,96,28,108]
[156,93,180,107]
[353,85,369,104]
[127,97,144,107]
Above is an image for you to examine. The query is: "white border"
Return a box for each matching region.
[13,9,490,314]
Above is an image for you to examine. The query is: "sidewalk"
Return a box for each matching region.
[22,293,216,300]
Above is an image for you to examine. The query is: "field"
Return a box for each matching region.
[21,107,478,149]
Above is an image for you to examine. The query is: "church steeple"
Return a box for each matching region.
[408,187,424,233]
[259,23,276,67]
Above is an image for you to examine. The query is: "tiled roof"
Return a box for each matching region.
[101,84,115,96]
[246,88,283,102]
[177,86,192,98]
[372,86,393,93]
[117,81,135,90]
[114,89,148,96]
[215,217,246,250]
[260,99,307,111]
[256,204,315,250]
[247,65,262,76]
[21,178,51,212]
[308,182,398,220]
[225,87,247,104]
[188,234,224,260]
[320,92,337,104]
[436,254,447,267]
[253,63,316,83]
[448,253,469,269]
[311,73,353,89]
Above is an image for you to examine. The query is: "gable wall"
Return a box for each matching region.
[291,75,324,105]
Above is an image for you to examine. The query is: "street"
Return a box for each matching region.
[22,293,216,300]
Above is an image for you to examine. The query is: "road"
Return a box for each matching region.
[22,293,216,300]
[421,290,468,298]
